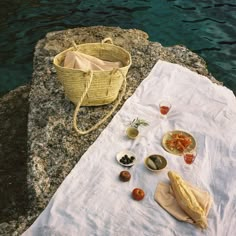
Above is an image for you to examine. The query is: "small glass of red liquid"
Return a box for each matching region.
[183,150,197,169]
[159,100,171,118]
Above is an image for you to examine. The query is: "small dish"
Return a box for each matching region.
[126,127,139,139]
[116,150,136,167]
[162,130,196,156]
[144,154,167,172]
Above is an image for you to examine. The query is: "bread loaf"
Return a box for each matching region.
[168,171,208,229]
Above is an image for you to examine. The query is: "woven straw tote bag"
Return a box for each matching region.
[53,38,132,135]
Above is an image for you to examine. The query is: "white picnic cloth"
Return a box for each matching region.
[23,60,236,236]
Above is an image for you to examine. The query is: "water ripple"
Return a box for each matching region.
[107,5,151,12]
[182,17,226,24]
[174,5,196,10]
[214,3,236,7]
[218,41,236,45]
[194,47,221,53]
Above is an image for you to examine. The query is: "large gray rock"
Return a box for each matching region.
[0,85,30,236]
[0,26,222,235]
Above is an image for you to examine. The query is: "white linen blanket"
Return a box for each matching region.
[23,60,236,236]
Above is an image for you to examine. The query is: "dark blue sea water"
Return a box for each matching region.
[0,0,235,95]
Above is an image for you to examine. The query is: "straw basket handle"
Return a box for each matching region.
[101,37,113,44]
[72,37,113,50]
[73,69,126,135]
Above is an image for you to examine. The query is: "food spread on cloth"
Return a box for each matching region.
[116,124,209,228]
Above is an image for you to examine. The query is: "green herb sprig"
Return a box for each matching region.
[129,118,149,129]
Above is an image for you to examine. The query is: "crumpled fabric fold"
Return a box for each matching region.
[64,51,122,71]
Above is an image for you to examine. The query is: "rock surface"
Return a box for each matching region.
[0,85,30,235]
[0,26,223,235]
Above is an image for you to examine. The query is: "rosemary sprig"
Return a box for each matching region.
[129,118,149,129]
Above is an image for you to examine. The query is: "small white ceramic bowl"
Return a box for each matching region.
[116,150,136,167]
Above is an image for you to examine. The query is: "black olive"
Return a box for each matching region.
[120,154,135,165]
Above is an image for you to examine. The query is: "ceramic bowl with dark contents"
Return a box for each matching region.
[144,154,167,172]
[116,150,136,167]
